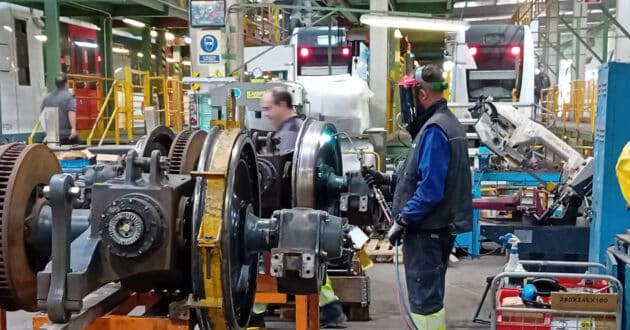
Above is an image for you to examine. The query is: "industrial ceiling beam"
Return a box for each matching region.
[599,1,630,41]
[7,0,187,20]
[229,2,432,19]
[112,6,163,17]
[336,0,359,23]
[558,15,603,63]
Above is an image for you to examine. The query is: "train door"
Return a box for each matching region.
[68,24,100,131]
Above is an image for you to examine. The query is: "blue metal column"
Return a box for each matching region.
[589,62,630,264]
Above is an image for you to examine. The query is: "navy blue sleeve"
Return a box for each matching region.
[401,124,450,226]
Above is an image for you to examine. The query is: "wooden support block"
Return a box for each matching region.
[364,238,403,263]
[307,294,319,330]
[255,292,288,304]
[255,274,278,292]
[351,256,365,276]
[33,314,188,330]
[295,295,308,330]
[342,303,371,321]
[329,276,370,305]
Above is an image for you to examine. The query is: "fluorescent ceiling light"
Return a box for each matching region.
[165,32,175,41]
[496,0,522,4]
[122,18,145,28]
[60,17,100,31]
[360,15,470,32]
[150,30,158,38]
[74,41,98,48]
[184,36,192,44]
[182,60,191,66]
[112,28,142,41]
[113,47,129,54]
[454,0,494,9]
[464,15,512,22]
[115,67,123,74]
[3,25,12,33]
[166,57,175,63]
[34,34,48,42]
[137,52,144,58]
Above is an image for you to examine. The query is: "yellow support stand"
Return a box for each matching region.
[124,67,134,143]
[143,70,151,114]
[162,77,171,128]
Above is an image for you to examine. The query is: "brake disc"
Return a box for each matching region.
[168,129,208,175]
[0,144,61,311]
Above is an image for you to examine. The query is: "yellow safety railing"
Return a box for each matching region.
[244,5,289,45]
[29,74,112,144]
[539,86,559,126]
[31,67,186,146]
[539,79,598,133]
[28,121,40,145]
[87,80,123,146]
[168,76,187,132]
[148,75,171,128]
[512,0,548,26]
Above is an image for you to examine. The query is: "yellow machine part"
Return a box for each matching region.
[616,141,630,206]
[196,129,241,330]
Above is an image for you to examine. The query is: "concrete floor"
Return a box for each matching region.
[342,255,504,330]
[9,255,505,329]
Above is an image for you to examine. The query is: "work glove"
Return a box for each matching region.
[387,215,407,246]
[361,166,388,189]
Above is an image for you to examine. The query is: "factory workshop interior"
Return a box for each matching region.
[1,0,630,329]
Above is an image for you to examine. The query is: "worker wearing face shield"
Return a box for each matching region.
[362,65,473,329]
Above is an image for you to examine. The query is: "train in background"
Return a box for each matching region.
[0,3,46,141]
[449,24,536,118]
[0,3,136,141]
[290,26,354,76]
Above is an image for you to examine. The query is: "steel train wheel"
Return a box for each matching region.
[134,125,175,158]
[191,128,261,330]
[292,118,343,211]
[0,144,61,311]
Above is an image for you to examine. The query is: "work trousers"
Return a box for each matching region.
[60,135,79,145]
[403,229,455,315]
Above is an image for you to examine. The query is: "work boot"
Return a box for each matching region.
[411,308,446,330]
[320,300,347,328]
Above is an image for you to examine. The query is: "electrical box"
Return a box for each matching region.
[589,62,630,264]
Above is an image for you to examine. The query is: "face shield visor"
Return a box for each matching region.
[398,75,420,127]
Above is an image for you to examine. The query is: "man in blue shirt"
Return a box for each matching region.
[362,65,473,329]
[41,74,78,145]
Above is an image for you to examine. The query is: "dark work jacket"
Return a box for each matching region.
[392,104,473,234]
